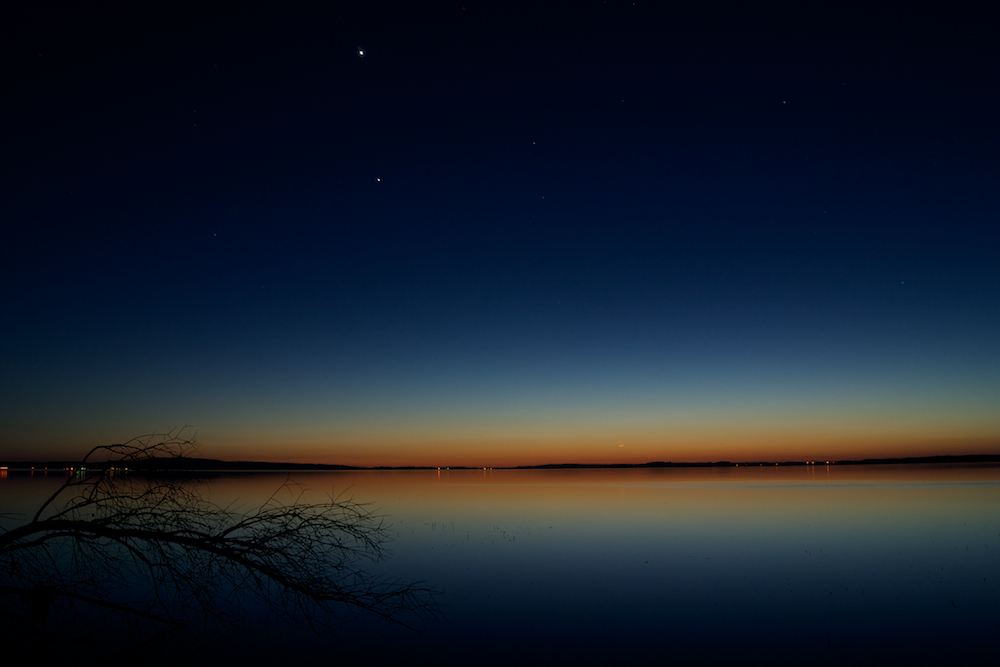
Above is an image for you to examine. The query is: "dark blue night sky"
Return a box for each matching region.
[3,2,998,465]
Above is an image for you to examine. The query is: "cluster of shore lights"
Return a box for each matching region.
[2,466,133,471]
[731,461,835,467]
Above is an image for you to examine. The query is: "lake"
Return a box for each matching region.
[2,464,998,665]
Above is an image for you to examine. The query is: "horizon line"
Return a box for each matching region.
[3,453,1000,472]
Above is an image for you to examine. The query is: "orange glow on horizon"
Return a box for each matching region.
[194,432,1000,469]
[6,414,999,468]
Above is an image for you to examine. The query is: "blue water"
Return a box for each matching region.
[3,465,999,665]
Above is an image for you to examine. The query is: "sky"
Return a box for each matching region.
[2,1,998,466]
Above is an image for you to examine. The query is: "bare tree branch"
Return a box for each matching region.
[0,430,438,660]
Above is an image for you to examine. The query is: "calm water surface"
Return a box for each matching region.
[3,464,998,665]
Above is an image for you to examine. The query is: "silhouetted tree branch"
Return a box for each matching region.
[0,430,437,659]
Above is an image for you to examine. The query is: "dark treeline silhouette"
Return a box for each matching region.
[0,432,438,663]
[6,454,998,472]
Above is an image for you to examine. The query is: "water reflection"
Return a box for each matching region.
[3,464,999,664]
[295,465,1000,665]
[0,446,437,664]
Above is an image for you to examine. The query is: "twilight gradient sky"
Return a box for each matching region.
[2,2,998,465]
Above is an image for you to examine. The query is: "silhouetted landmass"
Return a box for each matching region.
[839,454,1000,465]
[3,454,999,471]
[0,458,482,471]
[515,454,1000,469]
[0,457,362,471]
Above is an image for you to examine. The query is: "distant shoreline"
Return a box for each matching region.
[2,453,1000,472]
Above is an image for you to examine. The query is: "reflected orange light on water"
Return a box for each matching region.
[188,463,1000,538]
[4,463,999,665]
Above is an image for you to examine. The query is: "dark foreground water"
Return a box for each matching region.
[3,464,999,665]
